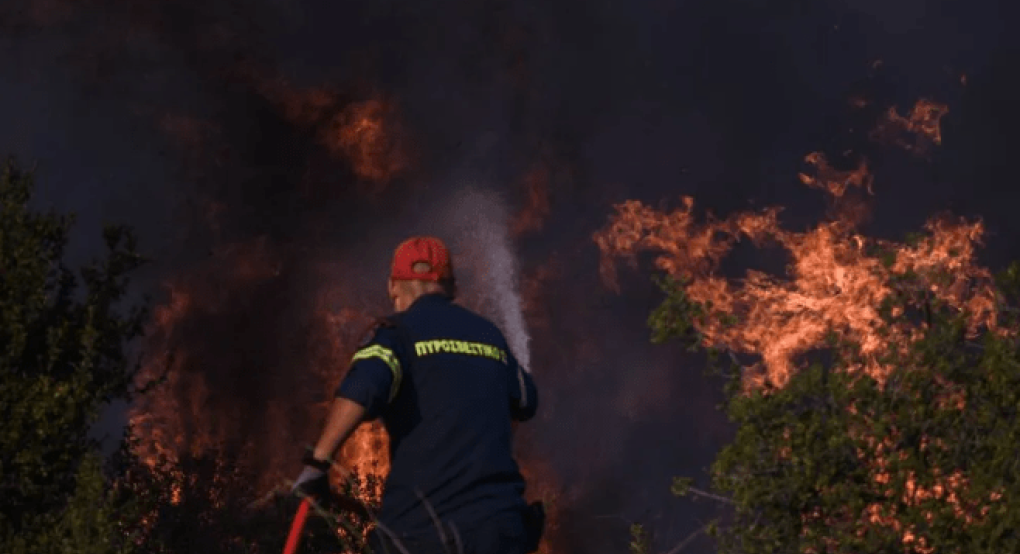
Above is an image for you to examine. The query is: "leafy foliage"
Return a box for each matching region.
[110,441,385,554]
[3,450,149,554]
[651,260,1020,553]
[0,158,150,552]
[629,523,652,554]
[0,158,462,554]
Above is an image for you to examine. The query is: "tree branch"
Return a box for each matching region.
[661,527,705,554]
[687,487,735,505]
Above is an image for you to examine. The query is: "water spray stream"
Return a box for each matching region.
[436,187,533,372]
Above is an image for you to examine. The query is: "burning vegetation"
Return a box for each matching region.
[8,0,1019,552]
[124,80,1013,554]
[595,99,989,388]
[594,188,996,389]
[125,76,563,550]
[243,68,411,194]
[128,239,393,499]
[126,68,419,546]
[595,98,1018,553]
[325,99,411,189]
[869,99,949,156]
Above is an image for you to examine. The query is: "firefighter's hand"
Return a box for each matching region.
[291,457,331,501]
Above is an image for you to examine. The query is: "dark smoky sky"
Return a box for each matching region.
[3,0,1020,553]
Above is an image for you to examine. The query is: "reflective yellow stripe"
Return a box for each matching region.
[413,339,508,364]
[351,345,402,402]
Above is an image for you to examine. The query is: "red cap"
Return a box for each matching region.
[390,236,453,282]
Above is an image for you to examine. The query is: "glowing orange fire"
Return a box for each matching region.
[797,152,872,198]
[130,238,287,482]
[511,162,553,236]
[242,66,411,190]
[307,278,392,499]
[129,241,382,475]
[324,99,410,188]
[869,99,949,155]
[140,60,562,547]
[130,235,554,529]
[136,69,416,506]
[594,162,995,388]
[594,96,999,551]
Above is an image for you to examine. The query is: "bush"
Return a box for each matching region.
[0,158,149,553]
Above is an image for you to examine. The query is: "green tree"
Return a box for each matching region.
[0,158,417,554]
[0,158,150,553]
[651,259,1020,553]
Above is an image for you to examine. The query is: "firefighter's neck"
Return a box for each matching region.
[389,279,444,312]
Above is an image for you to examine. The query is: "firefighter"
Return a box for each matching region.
[292,236,542,554]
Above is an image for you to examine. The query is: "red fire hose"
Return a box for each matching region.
[283,498,312,554]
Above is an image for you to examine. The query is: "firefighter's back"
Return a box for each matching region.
[378,293,528,538]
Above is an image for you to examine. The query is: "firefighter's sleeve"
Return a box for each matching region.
[507,349,538,422]
[335,326,404,420]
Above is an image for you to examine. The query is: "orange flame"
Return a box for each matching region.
[870,99,949,155]
[131,236,556,519]
[511,163,553,236]
[594,97,1001,550]
[129,238,391,500]
[516,453,562,554]
[595,179,995,389]
[324,98,410,188]
[798,152,873,198]
[238,66,411,190]
[308,281,392,500]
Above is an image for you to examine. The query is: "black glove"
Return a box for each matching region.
[291,454,332,501]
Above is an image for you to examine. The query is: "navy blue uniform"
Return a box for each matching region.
[336,293,538,552]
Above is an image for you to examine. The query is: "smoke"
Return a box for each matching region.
[4,0,1019,552]
[433,186,533,371]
